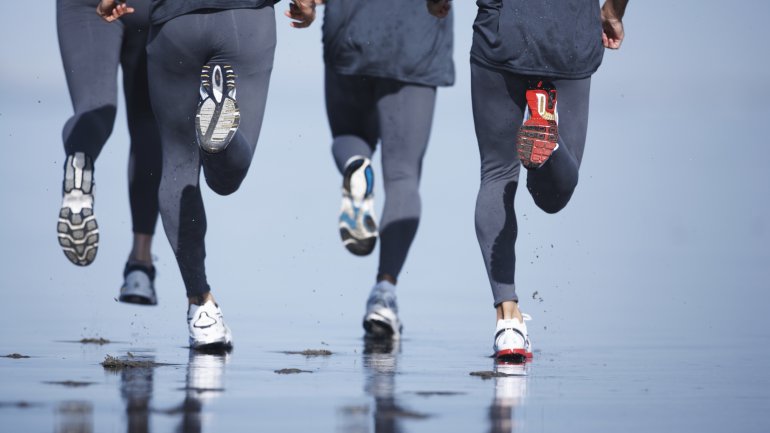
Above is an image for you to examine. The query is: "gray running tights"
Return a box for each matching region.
[56,0,161,235]
[471,61,590,305]
[146,7,276,296]
[326,69,437,281]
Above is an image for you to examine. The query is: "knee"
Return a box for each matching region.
[531,187,575,214]
[205,177,242,196]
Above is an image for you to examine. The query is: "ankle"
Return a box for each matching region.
[188,292,215,306]
[496,300,523,323]
[376,274,397,286]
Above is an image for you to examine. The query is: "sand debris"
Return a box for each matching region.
[101,355,169,370]
[274,368,313,374]
[469,370,524,379]
[0,401,41,408]
[43,381,96,388]
[412,391,466,397]
[79,337,111,345]
[281,349,333,356]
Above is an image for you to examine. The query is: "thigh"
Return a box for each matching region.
[470,62,526,182]
[325,69,379,147]
[552,77,591,166]
[57,0,123,111]
[207,7,277,148]
[376,80,437,177]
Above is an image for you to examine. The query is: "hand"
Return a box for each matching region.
[285,0,316,28]
[314,0,325,4]
[427,0,451,19]
[601,0,627,49]
[96,0,134,22]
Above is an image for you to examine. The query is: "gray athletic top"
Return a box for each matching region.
[150,0,273,24]
[323,0,454,87]
[471,0,604,79]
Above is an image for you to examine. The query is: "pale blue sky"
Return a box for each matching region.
[0,1,768,353]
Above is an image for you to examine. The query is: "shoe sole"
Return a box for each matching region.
[340,227,377,256]
[517,84,558,169]
[363,313,401,340]
[58,154,98,266]
[495,348,533,362]
[190,340,233,353]
[118,295,156,306]
[340,160,378,256]
[196,64,240,153]
[517,121,558,169]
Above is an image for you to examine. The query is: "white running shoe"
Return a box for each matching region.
[119,263,157,306]
[493,315,532,360]
[339,156,378,256]
[57,152,99,266]
[195,63,240,153]
[363,281,402,339]
[187,300,233,350]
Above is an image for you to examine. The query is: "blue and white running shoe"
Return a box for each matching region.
[57,152,98,266]
[195,63,240,153]
[363,280,402,339]
[339,156,378,256]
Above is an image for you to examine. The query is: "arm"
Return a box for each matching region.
[427,0,451,19]
[285,0,317,28]
[96,0,134,22]
[601,0,628,49]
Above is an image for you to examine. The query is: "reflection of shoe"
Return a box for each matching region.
[363,338,399,399]
[196,63,240,154]
[339,157,378,256]
[119,263,157,306]
[185,350,229,403]
[57,152,99,266]
[493,315,532,360]
[187,300,233,350]
[517,80,559,169]
[491,361,527,425]
[363,281,402,339]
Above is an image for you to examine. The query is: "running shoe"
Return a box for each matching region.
[493,315,533,360]
[517,80,559,169]
[119,263,157,306]
[339,157,378,256]
[57,152,99,266]
[195,63,240,154]
[187,299,233,350]
[363,281,402,339]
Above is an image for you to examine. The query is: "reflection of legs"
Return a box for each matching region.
[525,78,590,213]
[375,81,436,283]
[176,351,229,433]
[119,361,154,433]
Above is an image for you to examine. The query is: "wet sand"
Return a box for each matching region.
[1,328,768,433]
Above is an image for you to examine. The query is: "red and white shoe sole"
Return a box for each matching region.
[517,119,558,169]
[495,348,533,360]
